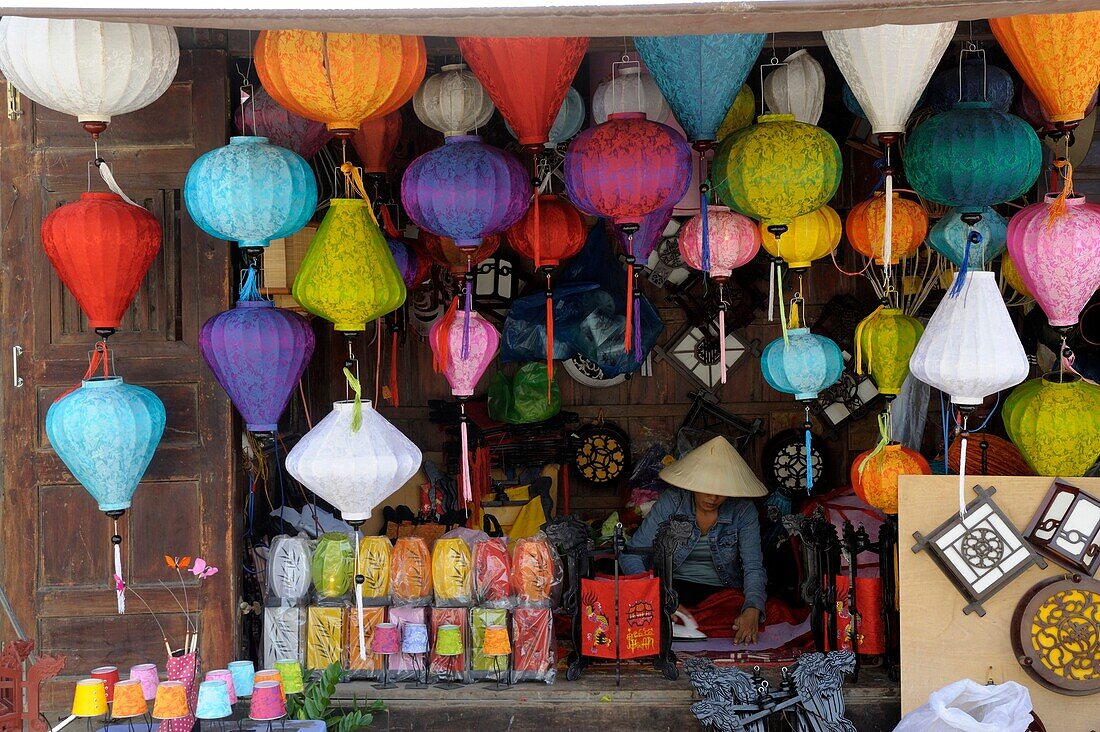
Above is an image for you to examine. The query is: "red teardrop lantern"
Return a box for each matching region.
[456,36,589,152]
[41,192,162,336]
[351,110,403,175]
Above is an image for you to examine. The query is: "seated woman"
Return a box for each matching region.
[620,436,767,644]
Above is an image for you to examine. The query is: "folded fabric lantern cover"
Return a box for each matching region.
[763,50,826,125]
[845,192,929,264]
[511,537,555,605]
[634,33,767,145]
[267,534,312,603]
[41,192,162,334]
[507,194,588,268]
[760,206,841,269]
[909,271,1029,406]
[823,22,957,136]
[475,539,512,605]
[855,308,924,397]
[904,103,1041,213]
[1006,194,1100,329]
[713,114,842,227]
[310,532,353,597]
[413,63,494,138]
[1003,373,1100,476]
[235,85,333,159]
[401,136,530,248]
[387,237,431,290]
[184,136,317,249]
[418,231,501,274]
[357,535,392,600]
[292,198,407,333]
[285,400,422,522]
[255,30,425,135]
[760,329,844,401]
[350,111,403,175]
[432,537,473,605]
[991,11,1100,124]
[929,207,1008,269]
[0,17,179,136]
[200,299,315,433]
[925,59,1014,114]
[592,66,670,125]
[852,444,931,514]
[717,85,755,141]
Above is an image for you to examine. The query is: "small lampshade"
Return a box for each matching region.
[227,660,256,698]
[90,666,120,702]
[151,681,189,720]
[370,623,401,655]
[249,681,287,722]
[435,624,464,656]
[273,660,304,695]
[110,680,147,718]
[195,681,233,720]
[204,669,238,704]
[482,626,511,657]
[71,679,108,718]
[253,670,284,701]
[401,623,430,654]
[128,663,159,701]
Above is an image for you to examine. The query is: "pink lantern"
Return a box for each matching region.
[678,205,761,383]
[429,298,500,503]
[1006,193,1100,330]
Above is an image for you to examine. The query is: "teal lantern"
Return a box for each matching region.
[928,206,1008,268]
[904,102,1041,215]
[761,328,844,401]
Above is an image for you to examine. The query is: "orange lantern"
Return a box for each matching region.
[845,192,928,264]
[991,11,1100,125]
[351,111,403,175]
[851,442,931,515]
[255,30,426,137]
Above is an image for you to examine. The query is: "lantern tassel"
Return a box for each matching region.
[859,411,891,479]
[390,328,400,408]
[768,260,776,322]
[633,292,643,363]
[950,230,979,298]
[112,518,125,614]
[96,159,141,208]
[624,257,635,353]
[958,431,968,517]
[854,306,884,377]
[718,307,727,384]
[1048,158,1073,224]
[239,266,262,302]
[379,204,400,238]
[883,172,894,268]
[803,414,814,496]
[462,262,473,359]
[533,187,542,270]
[546,276,554,402]
[354,528,366,660]
[342,367,363,432]
[459,407,473,504]
[778,266,790,346]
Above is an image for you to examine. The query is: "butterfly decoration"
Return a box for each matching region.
[113,574,126,593]
[190,557,219,579]
[165,555,192,570]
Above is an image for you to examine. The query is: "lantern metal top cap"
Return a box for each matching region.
[440,63,468,72]
[230,135,269,145]
[444,134,482,145]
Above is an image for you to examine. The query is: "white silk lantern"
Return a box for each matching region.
[763,50,825,125]
[412,63,495,137]
[0,16,179,136]
[592,66,671,124]
[823,22,956,136]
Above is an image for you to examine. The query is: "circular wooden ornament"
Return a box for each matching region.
[1012,575,1100,696]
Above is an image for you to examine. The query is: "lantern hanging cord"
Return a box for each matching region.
[858,411,892,479]
[343,366,363,432]
[92,157,141,208]
[803,405,814,495]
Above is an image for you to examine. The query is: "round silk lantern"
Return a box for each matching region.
[925,59,1014,114]
[1006,194,1100,330]
[235,85,333,160]
[387,237,430,290]
[255,30,426,136]
[592,66,670,124]
[991,11,1100,124]
[413,63,495,137]
[761,329,844,401]
[310,532,353,598]
[1000,253,1032,299]
[717,85,755,141]
[0,17,179,137]
[511,537,555,606]
[390,536,433,605]
[763,50,826,125]
[418,231,501,274]
[1003,373,1100,476]
[456,36,588,151]
[432,537,473,606]
[184,136,317,250]
[350,111,402,176]
[855,307,924,396]
[41,192,162,337]
[759,206,841,270]
[845,192,928,264]
[929,207,1007,269]
[852,441,931,514]
[292,198,407,334]
[46,369,166,612]
[199,273,315,433]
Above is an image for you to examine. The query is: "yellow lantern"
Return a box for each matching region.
[292,198,406,334]
[431,537,473,605]
[1003,374,1100,476]
[845,192,928,264]
[356,535,391,601]
[1000,253,1032,298]
[717,85,755,141]
[255,30,426,136]
[759,205,841,269]
[855,307,924,396]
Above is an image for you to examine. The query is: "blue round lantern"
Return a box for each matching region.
[925,59,1014,114]
[184,135,317,249]
[508,87,585,147]
[904,102,1041,214]
[761,329,844,400]
[928,206,1008,268]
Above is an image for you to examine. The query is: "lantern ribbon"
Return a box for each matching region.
[854,305,885,376]
[354,527,366,659]
[1048,157,1074,223]
[700,155,711,272]
[803,406,814,495]
[768,260,776,322]
[883,172,894,269]
[624,233,636,353]
[462,261,473,358]
[858,411,891,479]
[390,327,400,408]
[342,367,363,432]
[459,404,473,505]
[533,186,542,270]
[949,230,982,298]
[113,517,125,614]
[379,205,401,238]
[340,162,380,225]
[95,159,141,208]
[545,272,554,401]
[432,298,460,376]
[778,266,790,345]
[57,340,111,402]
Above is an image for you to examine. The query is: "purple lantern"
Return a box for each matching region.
[620,205,674,262]
[387,237,428,290]
[199,271,315,433]
[234,85,333,160]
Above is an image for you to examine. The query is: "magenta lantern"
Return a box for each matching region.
[234,86,333,160]
[1006,194,1100,330]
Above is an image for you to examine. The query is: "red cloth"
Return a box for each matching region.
[684,588,808,639]
[825,576,885,654]
[581,573,661,659]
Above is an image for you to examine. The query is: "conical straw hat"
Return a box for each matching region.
[659,436,767,498]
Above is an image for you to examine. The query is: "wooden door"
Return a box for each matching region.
[0,50,237,708]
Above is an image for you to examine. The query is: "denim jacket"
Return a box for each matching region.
[620,488,767,613]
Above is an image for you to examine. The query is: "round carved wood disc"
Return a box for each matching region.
[1012,576,1100,696]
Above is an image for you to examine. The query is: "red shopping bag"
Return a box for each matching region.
[579,572,661,660]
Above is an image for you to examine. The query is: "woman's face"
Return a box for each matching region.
[695,492,728,512]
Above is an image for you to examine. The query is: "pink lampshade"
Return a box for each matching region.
[429,298,500,398]
[370,622,401,655]
[204,669,238,705]
[248,681,286,722]
[128,663,160,701]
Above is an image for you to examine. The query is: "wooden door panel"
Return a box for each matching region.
[128,481,202,585]
[37,485,110,588]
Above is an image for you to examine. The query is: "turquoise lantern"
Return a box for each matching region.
[46,369,166,613]
[928,206,1008,269]
[184,135,317,251]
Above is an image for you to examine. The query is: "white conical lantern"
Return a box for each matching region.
[285,400,422,523]
[823,22,956,136]
[909,271,1029,407]
[763,50,825,125]
[592,66,671,124]
[0,16,179,136]
[412,63,495,137]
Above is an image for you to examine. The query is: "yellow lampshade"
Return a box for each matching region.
[845,192,928,264]
[357,535,391,600]
[72,679,108,717]
[855,307,924,396]
[759,205,841,269]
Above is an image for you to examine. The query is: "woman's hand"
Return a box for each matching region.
[732,607,761,644]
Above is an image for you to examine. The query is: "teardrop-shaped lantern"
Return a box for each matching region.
[40,192,162,337]
[456,36,588,152]
[1003,373,1100,476]
[1015,83,1099,135]
[759,206,841,270]
[845,192,928,264]
[592,66,670,124]
[763,50,826,125]
[235,85,333,160]
[413,63,495,137]
[292,198,407,334]
[760,329,844,401]
[717,85,755,141]
[184,136,317,250]
[351,111,403,175]
[1006,193,1100,330]
[0,17,179,137]
[852,443,931,514]
[255,30,426,136]
[620,206,674,263]
[855,307,924,396]
[929,207,1008,269]
[925,59,1015,114]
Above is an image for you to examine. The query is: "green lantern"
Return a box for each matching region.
[311,531,353,598]
[292,197,407,334]
[904,102,1041,215]
[713,113,841,234]
[854,307,924,397]
[1003,373,1100,476]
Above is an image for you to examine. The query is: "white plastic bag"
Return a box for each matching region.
[895,679,1033,732]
